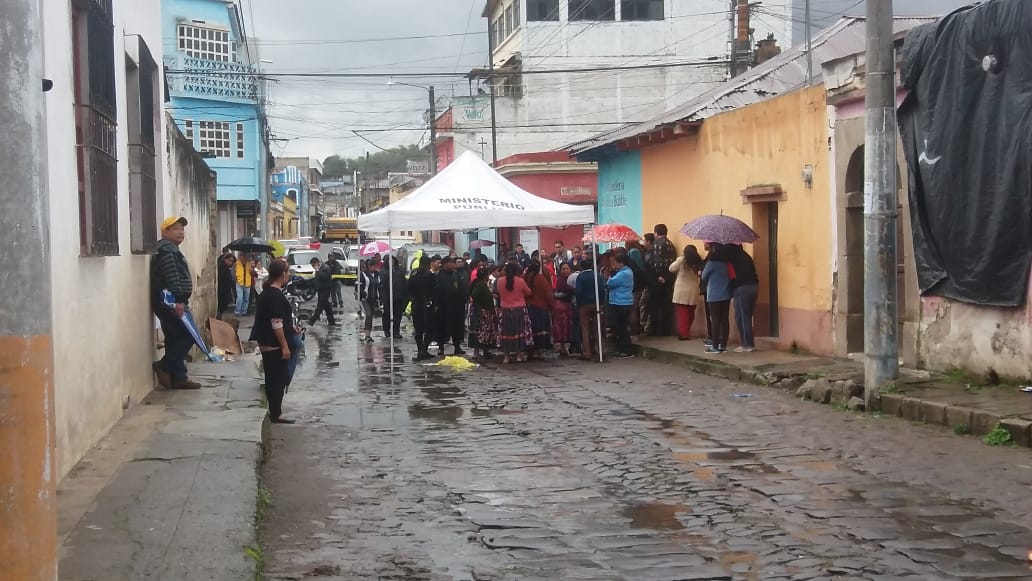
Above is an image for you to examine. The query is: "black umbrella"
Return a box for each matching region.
[226,236,274,254]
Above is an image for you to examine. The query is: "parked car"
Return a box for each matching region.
[278,239,301,252]
[331,246,359,285]
[285,248,320,278]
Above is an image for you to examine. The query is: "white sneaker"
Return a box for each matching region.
[733,346,746,353]
[743,347,756,352]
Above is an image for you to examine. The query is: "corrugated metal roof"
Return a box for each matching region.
[567,16,938,156]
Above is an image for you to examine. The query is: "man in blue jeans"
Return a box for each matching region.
[606,253,636,359]
[151,216,200,389]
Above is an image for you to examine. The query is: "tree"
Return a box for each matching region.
[323,144,427,179]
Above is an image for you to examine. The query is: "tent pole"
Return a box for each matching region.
[591,227,603,363]
[388,228,395,371]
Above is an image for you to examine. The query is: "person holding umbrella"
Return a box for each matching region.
[151,216,200,390]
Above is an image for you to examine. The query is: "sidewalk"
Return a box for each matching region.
[58,354,269,581]
[636,336,1032,448]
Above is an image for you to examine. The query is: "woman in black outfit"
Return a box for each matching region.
[250,258,297,424]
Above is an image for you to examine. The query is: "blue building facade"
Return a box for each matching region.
[162,0,271,247]
[270,166,311,239]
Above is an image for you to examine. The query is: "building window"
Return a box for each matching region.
[198,121,231,158]
[514,0,521,27]
[505,4,515,37]
[73,0,119,256]
[236,122,245,158]
[495,72,524,97]
[184,119,194,143]
[127,38,161,253]
[570,0,615,21]
[528,0,559,21]
[177,23,234,62]
[621,0,663,20]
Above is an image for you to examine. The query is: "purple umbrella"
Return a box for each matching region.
[681,215,759,244]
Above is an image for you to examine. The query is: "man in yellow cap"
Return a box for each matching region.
[151,216,200,389]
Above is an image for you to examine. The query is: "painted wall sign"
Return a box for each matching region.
[596,150,642,232]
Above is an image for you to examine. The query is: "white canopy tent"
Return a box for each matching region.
[358,151,595,231]
[356,150,605,363]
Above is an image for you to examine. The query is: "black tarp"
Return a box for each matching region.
[897,0,1032,307]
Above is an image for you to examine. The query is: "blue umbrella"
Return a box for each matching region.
[161,289,215,360]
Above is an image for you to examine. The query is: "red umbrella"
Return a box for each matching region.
[582,224,641,244]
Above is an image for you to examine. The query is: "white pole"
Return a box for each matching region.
[591,227,603,363]
[389,226,395,368]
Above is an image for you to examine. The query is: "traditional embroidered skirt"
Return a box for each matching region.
[527,305,553,350]
[498,306,532,353]
[552,299,573,344]
[468,305,498,349]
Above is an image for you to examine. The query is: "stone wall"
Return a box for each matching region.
[165,113,218,341]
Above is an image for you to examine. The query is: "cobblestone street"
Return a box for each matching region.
[262,311,1032,581]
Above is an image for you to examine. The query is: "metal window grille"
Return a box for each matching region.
[570,0,615,21]
[620,0,662,20]
[184,119,194,143]
[236,122,245,158]
[177,23,234,62]
[73,0,119,256]
[198,121,231,158]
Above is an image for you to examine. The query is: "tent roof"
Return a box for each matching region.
[357,151,595,232]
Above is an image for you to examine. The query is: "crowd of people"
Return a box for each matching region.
[349,223,761,363]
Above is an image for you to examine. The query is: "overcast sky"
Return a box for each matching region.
[246,0,971,162]
[248,0,488,162]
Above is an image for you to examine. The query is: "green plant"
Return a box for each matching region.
[244,545,264,579]
[832,401,849,412]
[953,424,971,435]
[983,424,1013,446]
[258,483,272,512]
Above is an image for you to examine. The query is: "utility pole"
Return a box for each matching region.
[486,17,499,165]
[864,0,899,407]
[428,85,438,175]
[0,0,58,578]
[805,0,814,86]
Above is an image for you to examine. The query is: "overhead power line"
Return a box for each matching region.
[166,59,730,79]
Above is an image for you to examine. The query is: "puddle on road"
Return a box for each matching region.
[623,502,690,530]
[673,449,756,461]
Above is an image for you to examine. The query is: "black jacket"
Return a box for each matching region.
[714,244,759,287]
[408,268,436,309]
[378,266,409,305]
[217,261,235,304]
[152,238,192,305]
[433,269,469,311]
[314,263,334,292]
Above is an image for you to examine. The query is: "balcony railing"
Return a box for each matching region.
[164,54,259,102]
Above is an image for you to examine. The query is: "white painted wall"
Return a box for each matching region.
[43,0,169,480]
[472,0,793,158]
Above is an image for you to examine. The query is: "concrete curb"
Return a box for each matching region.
[638,343,1032,449]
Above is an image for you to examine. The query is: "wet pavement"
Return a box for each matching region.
[262,300,1032,580]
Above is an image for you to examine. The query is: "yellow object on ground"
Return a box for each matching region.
[434,356,477,370]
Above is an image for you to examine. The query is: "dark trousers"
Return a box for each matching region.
[412,303,432,353]
[708,300,731,349]
[261,349,289,420]
[331,281,343,307]
[733,283,759,348]
[381,301,406,337]
[705,299,714,342]
[157,310,192,383]
[435,306,464,350]
[610,304,633,355]
[309,290,336,325]
[649,283,674,336]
